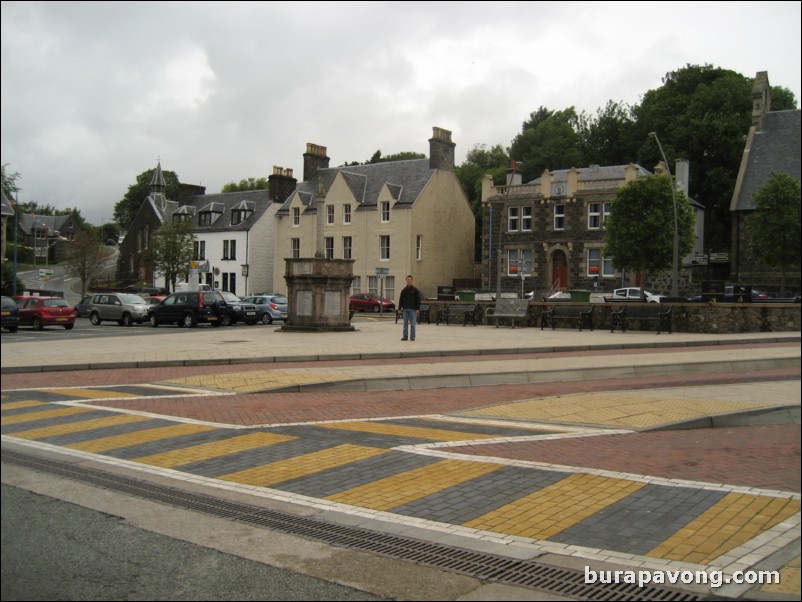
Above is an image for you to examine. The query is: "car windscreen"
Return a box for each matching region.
[119,294,146,304]
[271,296,287,304]
[44,299,70,308]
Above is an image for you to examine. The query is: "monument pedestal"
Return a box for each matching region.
[280,258,355,332]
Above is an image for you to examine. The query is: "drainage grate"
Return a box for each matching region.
[2,448,703,601]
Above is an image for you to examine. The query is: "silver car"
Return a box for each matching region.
[242,294,288,324]
[89,293,150,326]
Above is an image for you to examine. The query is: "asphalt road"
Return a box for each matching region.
[1,483,385,602]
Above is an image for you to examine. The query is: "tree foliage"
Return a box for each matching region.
[604,175,696,278]
[62,231,108,298]
[146,218,195,292]
[509,107,583,181]
[114,168,180,231]
[1,163,21,199]
[577,100,639,167]
[221,177,269,192]
[745,173,801,294]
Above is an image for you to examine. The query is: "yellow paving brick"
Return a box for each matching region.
[327,459,501,510]
[648,493,802,564]
[7,414,150,440]
[218,444,387,487]
[321,421,500,442]
[133,432,296,467]
[760,554,800,595]
[38,387,140,399]
[464,473,645,539]
[165,370,352,393]
[2,400,47,410]
[67,424,217,453]
[2,406,97,425]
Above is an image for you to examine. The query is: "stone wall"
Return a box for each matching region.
[426,301,801,333]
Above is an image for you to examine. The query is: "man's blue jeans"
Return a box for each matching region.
[402,308,417,339]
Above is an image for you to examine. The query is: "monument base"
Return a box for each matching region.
[280,257,355,333]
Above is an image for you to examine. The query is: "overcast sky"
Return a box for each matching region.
[2,1,800,225]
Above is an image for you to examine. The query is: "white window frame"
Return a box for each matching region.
[327,204,335,225]
[291,238,300,259]
[343,204,351,224]
[342,236,352,260]
[416,235,422,261]
[292,207,300,227]
[554,204,565,230]
[351,275,361,294]
[384,275,396,302]
[588,203,601,229]
[521,206,532,231]
[379,235,390,260]
[507,249,532,277]
[587,248,615,277]
[380,201,390,222]
[325,236,334,259]
[507,206,519,232]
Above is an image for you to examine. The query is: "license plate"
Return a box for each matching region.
[281,313,288,318]
[56,317,68,321]
[1,311,9,316]
[209,316,217,321]
[246,311,256,316]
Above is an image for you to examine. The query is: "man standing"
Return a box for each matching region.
[398,274,421,341]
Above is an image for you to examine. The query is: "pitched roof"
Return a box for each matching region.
[732,110,802,212]
[531,164,652,184]
[276,159,435,214]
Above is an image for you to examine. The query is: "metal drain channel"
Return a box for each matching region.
[2,449,702,601]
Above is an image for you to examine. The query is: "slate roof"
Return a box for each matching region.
[276,159,435,215]
[147,189,272,232]
[732,110,802,212]
[530,164,653,184]
[18,213,73,236]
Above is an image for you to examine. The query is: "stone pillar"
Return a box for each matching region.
[280,258,355,332]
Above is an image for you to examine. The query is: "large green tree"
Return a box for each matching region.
[745,173,801,295]
[1,163,21,198]
[221,177,269,192]
[604,175,696,284]
[509,107,583,182]
[577,100,639,167]
[114,168,180,231]
[146,218,195,292]
[633,65,754,253]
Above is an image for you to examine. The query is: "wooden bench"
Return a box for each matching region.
[485,299,529,328]
[436,303,480,326]
[395,303,432,324]
[540,304,594,331]
[610,304,673,334]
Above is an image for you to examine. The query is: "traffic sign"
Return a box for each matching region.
[38,269,54,277]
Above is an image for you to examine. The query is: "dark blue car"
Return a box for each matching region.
[1,295,20,332]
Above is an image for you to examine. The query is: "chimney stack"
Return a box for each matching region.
[268,166,298,203]
[429,127,455,171]
[303,143,330,182]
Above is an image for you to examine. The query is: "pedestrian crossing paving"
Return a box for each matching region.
[2,392,799,576]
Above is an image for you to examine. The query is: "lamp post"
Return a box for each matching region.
[648,132,680,298]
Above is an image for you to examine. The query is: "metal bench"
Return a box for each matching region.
[395,303,432,324]
[485,299,529,328]
[540,304,594,331]
[436,303,480,326]
[610,305,673,334]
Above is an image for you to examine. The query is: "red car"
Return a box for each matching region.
[15,296,76,330]
[349,293,395,313]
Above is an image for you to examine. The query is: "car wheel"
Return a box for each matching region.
[121,313,133,327]
[261,313,273,325]
[90,312,102,326]
[221,313,232,327]
[372,305,380,313]
[64,324,74,330]
[183,313,197,328]
[33,318,44,331]
[149,314,159,328]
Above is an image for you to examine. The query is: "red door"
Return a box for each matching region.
[552,250,567,289]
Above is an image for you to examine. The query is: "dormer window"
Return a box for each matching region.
[231,209,252,225]
[198,202,224,226]
[199,212,213,226]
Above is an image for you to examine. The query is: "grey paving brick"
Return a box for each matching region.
[30,418,178,446]
[1,409,117,434]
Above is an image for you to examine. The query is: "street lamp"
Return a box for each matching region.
[648,132,680,298]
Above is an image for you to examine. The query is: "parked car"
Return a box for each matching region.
[242,294,288,324]
[147,291,228,328]
[1,295,20,332]
[74,295,94,317]
[218,292,258,325]
[124,285,169,296]
[143,295,167,306]
[89,292,150,326]
[608,288,664,303]
[15,296,75,330]
[349,293,395,313]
